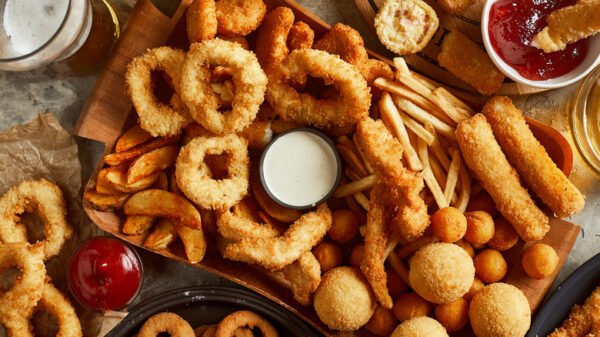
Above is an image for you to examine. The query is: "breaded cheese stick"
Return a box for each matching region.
[483,96,584,218]
[456,114,549,242]
[531,1,600,53]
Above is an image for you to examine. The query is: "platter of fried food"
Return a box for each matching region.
[78,0,584,336]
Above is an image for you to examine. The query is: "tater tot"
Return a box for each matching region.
[431,207,467,243]
[313,241,343,272]
[465,211,495,245]
[328,209,360,243]
[455,239,475,258]
[365,305,398,336]
[466,191,498,217]
[388,269,409,299]
[488,217,519,251]
[350,243,365,267]
[521,243,559,280]
[392,292,431,321]
[464,277,485,302]
[435,298,469,332]
[474,249,507,283]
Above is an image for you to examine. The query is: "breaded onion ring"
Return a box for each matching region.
[214,310,278,337]
[0,243,45,336]
[216,0,267,36]
[287,21,314,51]
[255,7,295,74]
[186,0,217,43]
[0,179,73,260]
[126,47,192,137]
[266,49,371,135]
[176,134,249,210]
[180,39,267,135]
[139,312,195,337]
[32,283,82,337]
[223,204,332,271]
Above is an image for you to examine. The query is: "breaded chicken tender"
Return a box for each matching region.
[456,114,549,242]
[483,96,584,218]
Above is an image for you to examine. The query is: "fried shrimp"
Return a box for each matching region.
[139,312,195,337]
[215,0,267,36]
[180,39,267,135]
[266,49,371,135]
[287,21,314,51]
[176,134,249,211]
[280,252,321,306]
[456,114,549,242]
[255,7,295,74]
[223,204,332,271]
[0,179,72,260]
[186,0,217,43]
[214,311,278,337]
[126,47,192,137]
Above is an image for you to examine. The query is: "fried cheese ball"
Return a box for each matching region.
[488,217,519,251]
[465,211,495,245]
[455,239,475,258]
[329,209,360,243]
[349,244,365,267]
[521,244,558,280]
[391,317,449,337]
[474,249,507,283]
[365,305,398,336]
[469,283,531,337]
[431,207,467,243]
[313,241,343,272]
[435,298,469,332]
[314,266,376,331]
[392,292,431,321]
[464,277,485,302]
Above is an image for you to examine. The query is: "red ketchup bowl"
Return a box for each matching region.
[68,237,143,312]
[481,0,600,89]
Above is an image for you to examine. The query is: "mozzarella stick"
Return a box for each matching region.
[456,114,549,242]
[483,97,584,218]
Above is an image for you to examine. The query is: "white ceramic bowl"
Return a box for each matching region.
[481,0,600,89]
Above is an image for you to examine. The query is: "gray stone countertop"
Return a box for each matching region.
[0,0,598,312]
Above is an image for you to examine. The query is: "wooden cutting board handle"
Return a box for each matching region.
[75,0,192,144]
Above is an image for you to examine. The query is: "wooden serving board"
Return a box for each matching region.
[75,0,580,336]
[353,0,549,96]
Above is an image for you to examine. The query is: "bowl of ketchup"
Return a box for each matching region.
[68,236,143,312]
[481,0,600,89]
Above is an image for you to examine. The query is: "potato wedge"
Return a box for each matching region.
[95,169,122,195]
[127,145,179,184]
[104,135,179,166]
[115,125,153,153]
[83,190,129,211]
[152,171,169,190]
[143,219,177,250]
[177,225,206,264]
[252,176,301,223]
[103,167,160,193]
[124,189,202,229]
[122,215,155,235]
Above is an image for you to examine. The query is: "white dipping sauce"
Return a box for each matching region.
[262,130,339,208]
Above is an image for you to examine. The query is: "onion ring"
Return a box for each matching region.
[180,39,267,135]
[0,179,73,260]
[281,251,321,306]
[176,134,249,210]
[0,243,45,336]
[255,7,295,74]
[30,283,82,337]
[216,0,267,36]
[223,204,331,271]
[287,21,314,51]
[214,311,278,337]
[139,312,195,337]
[266,49,371,135]
[126,47,192,137]
[186,0,217,43]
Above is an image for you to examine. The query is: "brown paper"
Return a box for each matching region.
[0,113,103,337]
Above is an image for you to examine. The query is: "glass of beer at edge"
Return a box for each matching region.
[0,0,120,74]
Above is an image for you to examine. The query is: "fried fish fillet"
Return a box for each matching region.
[531,0,600,53]
[483,96,584,218]
[456,114,549,242]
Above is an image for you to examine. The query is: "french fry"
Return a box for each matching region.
[430,88,470,124]
[122,215,155,235]
[400,111,435,145]
[417,137,430,168]
[394,97,456,140]
[352,133,375,175]
[392,58,433,98]
[429,154,448,190]
[336,143,369,177]
[334,174,378,198]
[387,252,410,285]
[411,72,438,91]
[444,149,461,203]
[455,163,471,212]
[380,93,423,171]
[353,192,370,211]
[434,87,474,117]
[384,232,402,259]
[393,57,411,76]
[396,235,439,259]
[345,167,363,182]
[422,166,449,209]
[126,145,179,184]
[115,125,153,153]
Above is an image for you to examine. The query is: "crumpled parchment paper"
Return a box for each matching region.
[0,113,103,337]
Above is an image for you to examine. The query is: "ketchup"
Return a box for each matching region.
[68,237,142,311]
[489,0,588,81]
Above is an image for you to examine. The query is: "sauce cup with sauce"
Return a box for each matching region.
[259,128,342,210]
[481,0,600,89]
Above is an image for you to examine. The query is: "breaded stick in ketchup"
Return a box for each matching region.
[456,114,549,242]
[483,96,584,218]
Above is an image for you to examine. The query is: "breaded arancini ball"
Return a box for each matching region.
[465,211,495,245]
[391,316,449,337]
[314,266,376,331]
[521,243,558,279]
[409,243,475,304]
[469,283,531,337]
[431,207,467,243]
[474,249,507,283]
